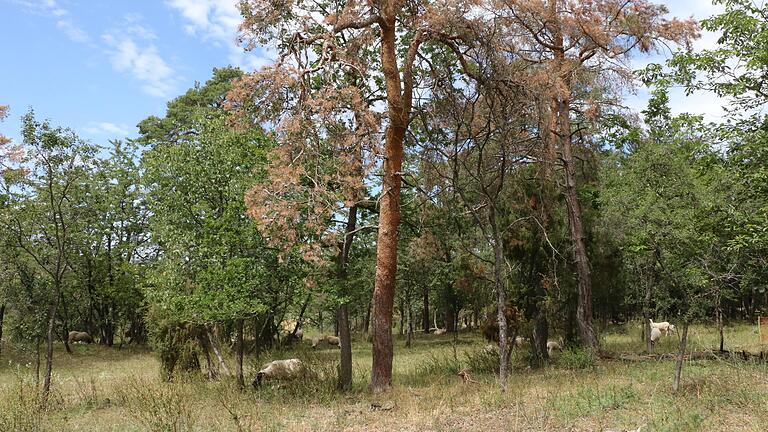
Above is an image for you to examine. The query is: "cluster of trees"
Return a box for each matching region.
[0,0,767,397]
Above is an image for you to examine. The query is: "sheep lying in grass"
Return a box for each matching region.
[310,335,341,348]
[546,341,562,357]
[68,331,93,344]
[252,358,306,388]
[649,319,675,336]
[433,328,447,335]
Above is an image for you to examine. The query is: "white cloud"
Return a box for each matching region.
[82,122,133,137]
[165,0,272,70]
[103,31,176,98]
[56,19,89,43]
[12,0,90,43]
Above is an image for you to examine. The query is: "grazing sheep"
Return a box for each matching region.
[68,331,93,344]
[310,336,322,348]
[324,335,340,347]
[252,359,306,388]
[295,329,304,340]
[649,319,673,336]
[546,341,562,357]
[650,327,662,345]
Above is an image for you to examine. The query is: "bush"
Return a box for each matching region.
[0,379,45,432]
[146,307,202,381]
[116,376,197,432]
[557,347,597,370]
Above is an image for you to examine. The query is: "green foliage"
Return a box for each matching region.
[140,67,300,328]
[557,347,598,371]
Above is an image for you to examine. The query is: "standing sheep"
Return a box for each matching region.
[546,341,562,357]
[252,358,306,388]
[649,319,674,336]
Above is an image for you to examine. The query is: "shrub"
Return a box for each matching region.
[116,376,197,432]
[557,347,597,370]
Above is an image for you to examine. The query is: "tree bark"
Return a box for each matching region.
[548,3,598,349]
[490,206,510,391]
[673,321,689,392]
[405,302,414,348]
[717,292,724,352]
[337,205,358,391]
[371,13,408,392]
[532,307,549,361]
[364,300,371,335]
[235,319,244,389]
[35,338,41,389]
[43,284,62,401]
[207,327,231,376]
[422,285,430,334]
[0,303,5,356]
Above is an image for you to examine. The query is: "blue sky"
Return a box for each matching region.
[0,0,725,146]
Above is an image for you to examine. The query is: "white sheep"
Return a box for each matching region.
[650,327,662,345]
[324,335,340,346]
[649,319,674,336]
[252,358,306,388]
[546,341,562,357]
[433,328,447,335]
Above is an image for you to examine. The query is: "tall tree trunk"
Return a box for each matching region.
[235,319,244,389]
[532,307,549,361]
[490,206,510,391]
[557,95,598,349]
[364,300,371,335]
[0,303,5,357]
[422,285,430,334]
[716,291,724,352]
[59,291,72,354]
[643,284,653,353]
[35,338,41,389]
[399,299,405,336]
[199,333,217,380]
[405,302,413,348]
[207,327,231,376]
[444,304,456,333]
[291,294,311,339]
[337,205,358,391]
[43,284,62,400]
[371,13,408,392]
[548,5,598,349]
[673,321,689,392]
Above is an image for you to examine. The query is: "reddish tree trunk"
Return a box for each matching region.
[371,15,407,393]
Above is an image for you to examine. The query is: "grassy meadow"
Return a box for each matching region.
[1,322,767,431]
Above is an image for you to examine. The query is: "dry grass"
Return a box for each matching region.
[0,322,767,431]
